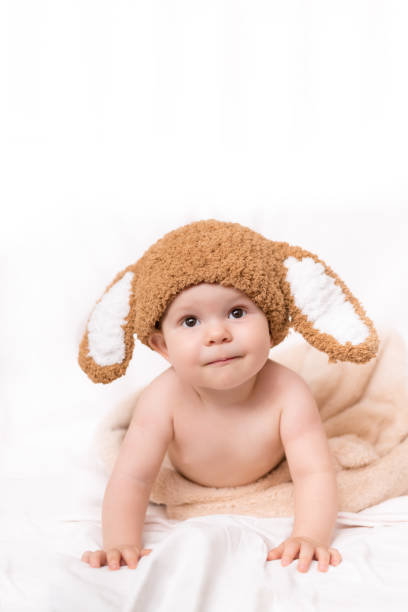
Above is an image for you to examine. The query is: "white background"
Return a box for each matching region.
[1,0,407,507]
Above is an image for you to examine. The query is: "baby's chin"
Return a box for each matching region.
[196,361,265,386]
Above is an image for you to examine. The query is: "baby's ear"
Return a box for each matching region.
[147,332,170,362]
[277,245,378,364]
[78,264,139,384]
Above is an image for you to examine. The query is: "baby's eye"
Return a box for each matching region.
[229,307,246,319]
[182,317,198,328]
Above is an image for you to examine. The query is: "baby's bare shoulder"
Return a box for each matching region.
[267,359,313,400]
[148,366,179,394]
[127,368,177,444]
[139,367,179,413]
[266,358,299,383]
[272,362,321,442]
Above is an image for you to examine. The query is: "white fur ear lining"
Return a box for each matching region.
[283,256,369,345]
[87,271,134,366]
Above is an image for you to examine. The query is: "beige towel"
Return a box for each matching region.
[94,326,408,519]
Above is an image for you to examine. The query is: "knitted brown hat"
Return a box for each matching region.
[78,219,378,384]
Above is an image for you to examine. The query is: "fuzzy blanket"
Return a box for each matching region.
[94,326,408,520]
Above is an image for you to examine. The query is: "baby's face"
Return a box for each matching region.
[148,283,273,390]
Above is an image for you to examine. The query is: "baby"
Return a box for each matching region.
[80,219,378,575]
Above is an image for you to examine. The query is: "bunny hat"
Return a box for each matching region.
[78,219,379,384]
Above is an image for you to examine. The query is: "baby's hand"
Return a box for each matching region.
[81,546,152,570]
[266,536,342,573]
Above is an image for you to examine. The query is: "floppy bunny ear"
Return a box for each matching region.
[78,264,139,384]
[279,245,378,364]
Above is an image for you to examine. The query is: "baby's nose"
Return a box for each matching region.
[206,326,232,344]
[208,336,230,344]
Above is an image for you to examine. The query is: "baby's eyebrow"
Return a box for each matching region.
[172,296,252,316]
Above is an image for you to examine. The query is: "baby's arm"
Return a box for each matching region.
[267,377,342,572]
[82,381,174,570]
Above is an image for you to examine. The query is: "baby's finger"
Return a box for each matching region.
[297,542,314,573]
[121,547,143,569]
[81,551,91,563]
[267,542,284,560]
[329,548,343,566]
[316,547,330,572]
[89,550,107,568]
[106,549,122,570]
[281,540,301,566]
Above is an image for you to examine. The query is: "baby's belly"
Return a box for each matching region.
[166,442,286,488]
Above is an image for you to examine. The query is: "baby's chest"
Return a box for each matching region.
[170,402,283,468]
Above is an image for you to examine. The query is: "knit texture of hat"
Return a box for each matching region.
[135,219,288,345]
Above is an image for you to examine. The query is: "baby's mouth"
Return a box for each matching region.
[207,356,240,365]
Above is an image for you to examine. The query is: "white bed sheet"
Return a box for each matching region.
[2,432,408,612]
